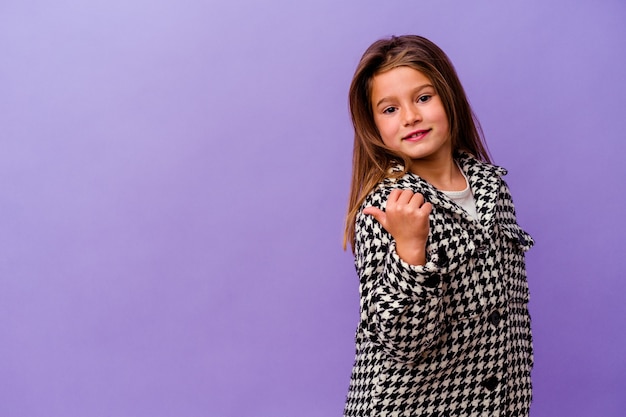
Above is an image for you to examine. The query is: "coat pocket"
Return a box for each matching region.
[499,222,534,252]
[498,222,533,303]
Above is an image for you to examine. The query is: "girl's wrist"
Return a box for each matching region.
[395,240,427,266]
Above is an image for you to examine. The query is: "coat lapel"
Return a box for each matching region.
[386,153,506,229]
[391,167,474,223]
[456,152,506,229]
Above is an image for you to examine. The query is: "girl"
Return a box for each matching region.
[343,35,534,417]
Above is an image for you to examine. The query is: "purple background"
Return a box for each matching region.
[1,0,625,416]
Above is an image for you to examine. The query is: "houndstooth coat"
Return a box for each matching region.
[344,152,534,417]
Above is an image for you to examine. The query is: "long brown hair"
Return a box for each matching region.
[343,35,491,251]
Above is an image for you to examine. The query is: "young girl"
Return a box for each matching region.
[343,35,534,417]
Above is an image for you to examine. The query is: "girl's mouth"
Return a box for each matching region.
[403,129,430,141]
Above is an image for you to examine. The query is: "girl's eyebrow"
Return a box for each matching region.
[374,84,434,108]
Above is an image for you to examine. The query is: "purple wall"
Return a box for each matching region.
[1,0,625,416]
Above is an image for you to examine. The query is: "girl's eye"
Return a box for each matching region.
[382,107,397,115]
[417,95,432,103]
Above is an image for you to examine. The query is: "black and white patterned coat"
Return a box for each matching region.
[344,152,534,417]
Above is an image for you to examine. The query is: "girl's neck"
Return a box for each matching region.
[409,155,466,191]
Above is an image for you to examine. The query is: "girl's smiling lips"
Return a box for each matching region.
[402,129,431,141]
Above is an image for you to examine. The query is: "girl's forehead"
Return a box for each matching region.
[370,65,433,91]
[371,66,432,92]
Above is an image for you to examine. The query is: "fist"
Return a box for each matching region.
[363,189,432,265]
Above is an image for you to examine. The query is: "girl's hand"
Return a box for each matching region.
[363,189,432,266]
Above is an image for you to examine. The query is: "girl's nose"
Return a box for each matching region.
[402,106,421,126]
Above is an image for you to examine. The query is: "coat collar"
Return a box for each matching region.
[383,152,507,229]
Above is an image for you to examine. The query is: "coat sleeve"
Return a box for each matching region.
[354,189,447,364]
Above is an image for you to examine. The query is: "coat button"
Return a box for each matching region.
[482,376,499,391]
[476,244,489,255]
[488,310,501,326]
[516,230,529,246]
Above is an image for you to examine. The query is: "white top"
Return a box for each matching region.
[441,170,478,220]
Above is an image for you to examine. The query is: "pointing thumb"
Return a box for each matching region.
[362,206,386,227]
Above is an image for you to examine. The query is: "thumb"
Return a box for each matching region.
[362,206,387,227]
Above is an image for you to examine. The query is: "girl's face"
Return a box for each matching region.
[370,66,451,166]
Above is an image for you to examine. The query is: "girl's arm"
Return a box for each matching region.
[355,189,446,363]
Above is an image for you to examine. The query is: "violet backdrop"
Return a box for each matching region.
[1,0,625,416]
